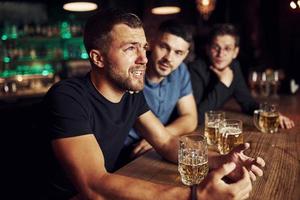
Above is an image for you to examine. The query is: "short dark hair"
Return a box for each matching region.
[208,24,240,46]
[158,19,193,45]
[83,8,144,54]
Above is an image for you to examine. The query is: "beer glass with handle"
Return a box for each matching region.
[218,119,243,155]
[178,134,209,186]
[253,102,280,133]
[204,111,225,147]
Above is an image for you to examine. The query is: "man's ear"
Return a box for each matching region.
[89,49,104,68]
[232,47,240,59]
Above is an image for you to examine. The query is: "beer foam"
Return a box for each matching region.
[220,127,242,136]
[261,111,279,117]
[207,122,219,128]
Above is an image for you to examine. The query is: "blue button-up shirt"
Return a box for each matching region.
[124,63,193,146]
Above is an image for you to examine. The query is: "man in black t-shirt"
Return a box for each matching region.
[43,9,265,200]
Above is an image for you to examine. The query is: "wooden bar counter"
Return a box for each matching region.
[116,94,300,200]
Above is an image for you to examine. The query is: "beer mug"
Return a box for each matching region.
[218,119,243,155]
[178,134,208,186]
[253,102,280,133]
[204,111,225,146]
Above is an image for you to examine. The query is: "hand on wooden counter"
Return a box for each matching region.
[198,162,252,200]
[279,114,295,129]
[209,143,265,182]
[223,143,265,182]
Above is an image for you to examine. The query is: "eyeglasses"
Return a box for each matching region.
[210,44,236,54]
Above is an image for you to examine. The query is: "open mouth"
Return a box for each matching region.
[131,69,145,79]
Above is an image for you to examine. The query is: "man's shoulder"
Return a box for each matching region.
[188,58,210,77]
[170,63,189,78]
[178,62,188,71]
[188,58,209,71]
[231,60,241,67]
[46,76,88,98]
[230,60,242,74]
[160,63,190,89]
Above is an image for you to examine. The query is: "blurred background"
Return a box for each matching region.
[0,0,299,198]
[1,0,299,99]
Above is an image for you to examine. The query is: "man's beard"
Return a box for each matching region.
[106,63,145,92]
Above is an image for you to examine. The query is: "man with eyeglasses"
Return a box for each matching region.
[189,24,294,128]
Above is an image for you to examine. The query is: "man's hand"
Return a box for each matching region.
[210,66,233,87]
[221,143,265,182]
[198,162,252,200]
[131,139,153,159]
[279,114,295,129]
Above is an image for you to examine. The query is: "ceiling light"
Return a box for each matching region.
[63,1,98,12]
[196,0,216,20]
[151,0,181,15]
[151,6,181,15]
[290,1,297,9]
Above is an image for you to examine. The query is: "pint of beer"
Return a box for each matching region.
[218,119,243,154]
[204,111,225,146]
[178,134,208,186]
[253,102,280,133]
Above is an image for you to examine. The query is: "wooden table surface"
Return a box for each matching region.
[116,94,300,200]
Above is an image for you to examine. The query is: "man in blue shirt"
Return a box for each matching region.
[123,20,198,160]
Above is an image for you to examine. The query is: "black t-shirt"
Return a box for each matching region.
[188,58,259,123]
[43,73,149,198]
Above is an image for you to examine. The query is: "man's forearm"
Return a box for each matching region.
[154,135,180,163]
[166,114,197,136]
[86,173,191,200]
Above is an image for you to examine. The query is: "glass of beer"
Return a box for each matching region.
[178,134,209,186]
[253,102,280,133]
[204,111,225,147]
[218,119,243,155]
